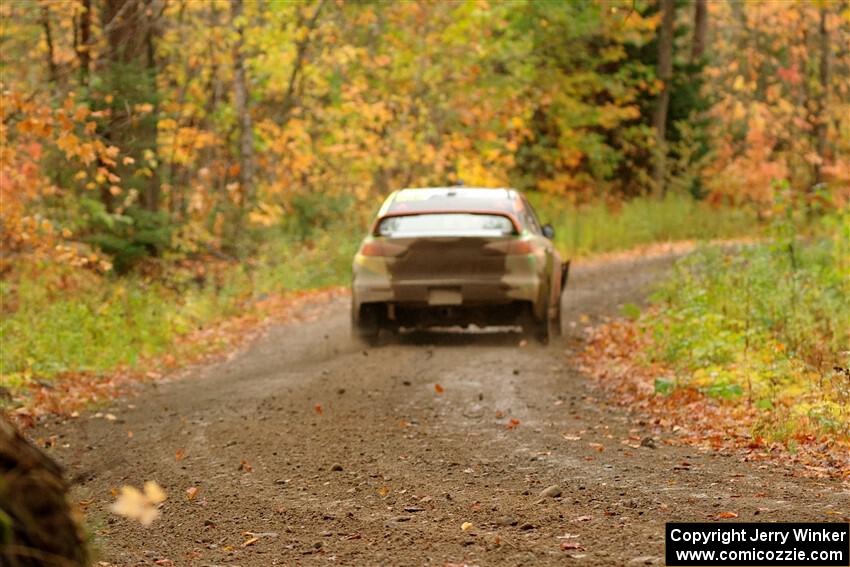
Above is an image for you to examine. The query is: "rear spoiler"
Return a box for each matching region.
[372,209,522,236]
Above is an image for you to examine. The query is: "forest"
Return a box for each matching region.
[1,0,849,563]
[1,0,849,469]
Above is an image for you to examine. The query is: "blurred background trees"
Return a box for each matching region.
[1,0,848,272]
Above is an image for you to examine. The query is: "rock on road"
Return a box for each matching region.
[39,253,849,566]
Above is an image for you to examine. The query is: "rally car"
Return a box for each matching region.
[351,187,569,343]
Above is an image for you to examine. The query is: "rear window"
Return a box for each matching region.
[377,213,516,237]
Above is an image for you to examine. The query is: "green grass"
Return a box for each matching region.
[530,192,759,257]
[1,268,240,380]
[0,222,360,388]
[642,208,850,439]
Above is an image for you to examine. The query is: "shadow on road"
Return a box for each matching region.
[383,326,528,348]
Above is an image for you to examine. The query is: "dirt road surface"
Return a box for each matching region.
[38,253,849,566]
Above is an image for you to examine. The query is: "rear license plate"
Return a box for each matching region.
[428,288,462,306]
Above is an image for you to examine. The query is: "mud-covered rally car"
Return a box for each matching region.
[351,187,569,344]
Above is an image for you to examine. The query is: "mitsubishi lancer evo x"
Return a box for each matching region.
[351,187,570,344]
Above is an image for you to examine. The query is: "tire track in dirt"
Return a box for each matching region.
[37,252,848,566]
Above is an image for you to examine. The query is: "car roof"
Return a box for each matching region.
[378,187,522,217]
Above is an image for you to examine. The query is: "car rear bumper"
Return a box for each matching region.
[352,273,542,306]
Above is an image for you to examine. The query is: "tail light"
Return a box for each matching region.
[509,240,534,255]
[360,241,385,256]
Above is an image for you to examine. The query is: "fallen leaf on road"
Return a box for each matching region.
[175,448,185,461]
[243,531,279,538]
[239,459,253,473]
[242,536,259,547]
[314,404,323,415]
[560,542,586,551]
[435,383,444,394]
[111,481,167,526]
[377,486,390,498]
[717,511,738,519]
[506,418,520,430]
[461,521,473,531]
[588,442,605,452]
[186,486,199,501]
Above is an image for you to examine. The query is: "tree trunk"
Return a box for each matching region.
[652,0,675,197]
[40,6,58,83]
[814,6,831,185]
[281,0,327,123]
[78,0,92,86]
[143,1,161,211]
[231,0,255,212]
[691,0,707,61]
[101,0,160,212]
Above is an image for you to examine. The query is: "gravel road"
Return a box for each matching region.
[39,253,849,566]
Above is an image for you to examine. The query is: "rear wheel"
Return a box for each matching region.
[553,296,563,337]
[521,303,553,345]
[352,303,380,345]
[539,307,558,344]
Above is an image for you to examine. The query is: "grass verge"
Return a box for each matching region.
[580,208,850,478]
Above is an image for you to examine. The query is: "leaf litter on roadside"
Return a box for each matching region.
[579,317,850,480]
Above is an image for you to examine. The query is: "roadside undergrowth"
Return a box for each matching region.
[531,192,760,258]
[3,286,346,428]
[0,226,356,427]
[580,207,850,480]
